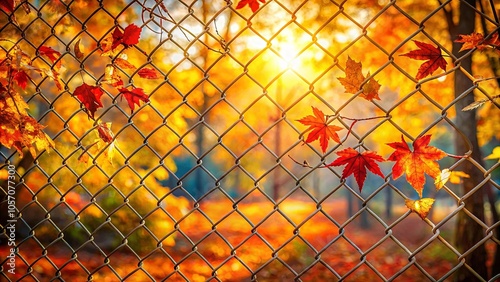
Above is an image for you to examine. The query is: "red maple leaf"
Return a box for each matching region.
[236,0,266,12]
[400,40,447,80]
[112,24,141,50]
[387,134,447,197]
[327,147,385,191]
[119,87,149,112]
[73,83,104,119]
[137,67,162,79]
[298,106,343,153]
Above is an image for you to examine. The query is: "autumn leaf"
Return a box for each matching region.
[73,83,104,119]
[0,91,54,157]
[115,57,136,70]
[405,198,435,220]
[12,69,29,89]
[338,57,381,101]
[138,67,162,79]
[0,0,14,13]
[236,0,266,12]
[112,23,141,50]
[119,87,149,112]
[455,32,500,52]
[74,39,84,60]
[387,134,446,197]
[39,46,62,69]
[298,106,343,153]
[326,147,385,191]
[400,40,447,80]
[434,168,470,189]
[97,122,114,143]
[101,64,123,87]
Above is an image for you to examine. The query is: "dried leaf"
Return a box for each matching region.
[435,168,470,189]
[405,198,435,219]
[326,147,385,191]
[119,87,149,112]
[137,67,162,79]
[400,40,447,80]
[101,64,123,87]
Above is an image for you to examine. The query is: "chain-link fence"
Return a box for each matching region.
[1,0,499,281]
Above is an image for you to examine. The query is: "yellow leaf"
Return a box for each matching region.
[405,198,435,219]
[484,146,500,162]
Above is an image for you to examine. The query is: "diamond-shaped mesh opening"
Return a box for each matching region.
[1,1,499,281]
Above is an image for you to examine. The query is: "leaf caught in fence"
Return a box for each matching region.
[326,147,385,191]
[338,56,381,101]
[484,146,500,162]
[74,39,84,60]
[236,0,266,12]
[434,168,470,189]
[400,40,447,80]
[298,106,342,153]
[138,67,162,79]
[462,94,500,111]
[387,134,446,197]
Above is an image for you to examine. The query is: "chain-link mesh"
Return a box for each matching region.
[1,0,499,281]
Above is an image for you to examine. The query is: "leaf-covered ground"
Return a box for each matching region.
[2,198,495,281]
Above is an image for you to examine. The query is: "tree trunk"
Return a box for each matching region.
[450,0,488,280]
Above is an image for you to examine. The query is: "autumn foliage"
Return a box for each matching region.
[1,1,499,281]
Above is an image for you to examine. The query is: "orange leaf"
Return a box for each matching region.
[387,135,446,197]
[405,198,435,220]
[298,106,342,153]
[138,67,162,79]
[236,0,266,12]
[73,83,104,119]
[326,147,385,191]
[400,40,447,80]
[119,87,149,112]
[337,57,381,101]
